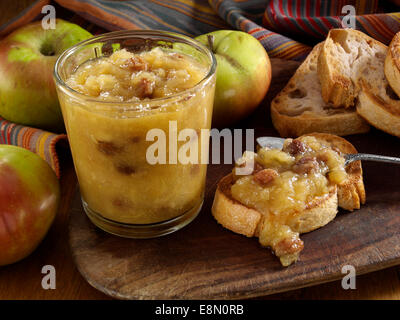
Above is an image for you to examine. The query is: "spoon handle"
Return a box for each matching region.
[345,153,400,166]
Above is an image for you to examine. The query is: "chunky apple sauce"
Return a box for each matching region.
[59,47,215,225]
[231,136,347,265]
[67,48,207,101]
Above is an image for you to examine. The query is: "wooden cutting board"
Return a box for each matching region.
[69,59,400,299]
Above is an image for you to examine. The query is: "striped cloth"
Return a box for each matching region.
[262,0,400,46]
[54,0,229,36]
[1,0,399,60]
[210,0,400,60]
[0,117,66,178]
[210,0,311,60]
[0,0,399,176]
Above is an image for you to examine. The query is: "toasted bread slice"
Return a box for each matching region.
[385,31,400,97]
[212,173,338,266]
[271,42,369,138]
[355,44,400,137]
[357,86,400,137]
[318,28,387,108]
[211,133,365,266]
[213,173,338,237]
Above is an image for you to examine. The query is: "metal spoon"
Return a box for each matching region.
[256,136,400,166]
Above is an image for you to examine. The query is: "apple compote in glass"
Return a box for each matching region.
[54,31,216,238]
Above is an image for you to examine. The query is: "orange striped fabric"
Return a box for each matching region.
[0,117,67,178]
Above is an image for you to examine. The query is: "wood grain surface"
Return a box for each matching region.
[67,59,400,299]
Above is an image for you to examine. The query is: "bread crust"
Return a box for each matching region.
[357,85,400,138]
[271,106,370,138]
[271,42,369,137]
[212,174,262,238]
[385,31,400,97]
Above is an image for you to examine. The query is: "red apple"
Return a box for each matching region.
[0,145,60,266]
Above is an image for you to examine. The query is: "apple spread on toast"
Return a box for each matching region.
[232,136,347,211]
[212,133,365,266]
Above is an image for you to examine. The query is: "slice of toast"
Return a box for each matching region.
[357,85,400,137]
[318,28,387,108]
[385,31,400,97]
[356,41,400,137]
[271,42,369,138]
[213,174,340,237]
[211,133,365,266]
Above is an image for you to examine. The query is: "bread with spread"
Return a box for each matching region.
[211,133,365,266]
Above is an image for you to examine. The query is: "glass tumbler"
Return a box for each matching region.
[54,30,216,238]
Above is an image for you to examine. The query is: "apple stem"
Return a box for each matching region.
[207,35,215,52]
[94,46,100,59]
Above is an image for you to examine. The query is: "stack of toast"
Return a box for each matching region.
[271,29,400,138]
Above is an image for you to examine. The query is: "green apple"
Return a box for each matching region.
[0,145,60,266]
[0,19,93,132]
[196,30,271,127]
